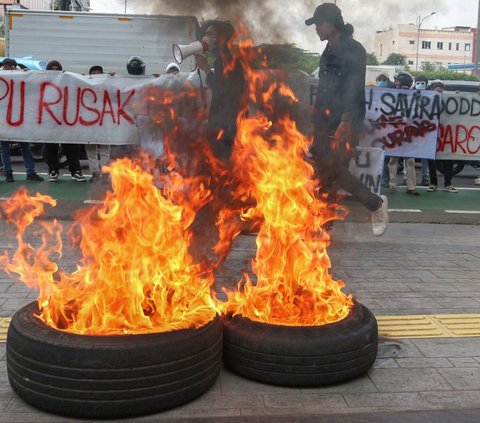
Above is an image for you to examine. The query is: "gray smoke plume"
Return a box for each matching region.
[118,0,451,53]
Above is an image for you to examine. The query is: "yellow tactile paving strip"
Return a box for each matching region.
[1,315,480,342]
[377,314,480,339]
[0,317,11,342]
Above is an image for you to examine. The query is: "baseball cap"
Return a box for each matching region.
[305,3,343,26]
[89,65,104,74]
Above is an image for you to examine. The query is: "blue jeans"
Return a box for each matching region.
[0,142,36,175]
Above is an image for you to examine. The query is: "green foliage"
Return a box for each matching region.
[257,43,320,74]
[383,53,407,66]
[411,69,480,81]
[366,52,379,66]
[420,61,436,72]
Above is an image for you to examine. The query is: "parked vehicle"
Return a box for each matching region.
[5,9,200,75]
[441,80,480,93]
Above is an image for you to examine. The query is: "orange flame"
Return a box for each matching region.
[219,33,353,326]
[0,159,217,335]
[1,30,355,333]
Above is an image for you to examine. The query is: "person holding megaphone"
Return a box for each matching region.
[193,20,246,162]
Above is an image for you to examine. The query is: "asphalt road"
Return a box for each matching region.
[1,155,478,225]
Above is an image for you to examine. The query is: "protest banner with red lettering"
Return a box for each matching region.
[360,87,439,159]
[0,70,204,145]
[435,92,480,160]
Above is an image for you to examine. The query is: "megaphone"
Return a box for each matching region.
[172,40,209,64]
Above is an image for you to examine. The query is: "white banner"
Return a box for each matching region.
[0,70,205,145]
[348,147,385,195]
[360,86,439,160]
[435,92,480,160]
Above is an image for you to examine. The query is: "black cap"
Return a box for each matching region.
[305,3,343,26]
[1,58,17,67]
[46,60,63,71]
[415,75,428,83]
[89,65,103,74]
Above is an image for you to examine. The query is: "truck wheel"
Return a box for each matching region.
[7,302,222,419]
[223,301,377,387]
[436,160,465,176]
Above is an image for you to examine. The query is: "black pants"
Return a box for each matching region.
[428,160,453,187]
[44,143,81,174]
[312,131,382,212]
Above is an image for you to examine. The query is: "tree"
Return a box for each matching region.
[366,52,379,66]
[420,62,437,72]
[411,69,479,81]
[383,53,407,66]
[257,44,320,74]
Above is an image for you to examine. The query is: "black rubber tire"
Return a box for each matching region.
[7,301,222,419]
[470,161,480,172]
[436,160,465,177]
[223,301,378,387]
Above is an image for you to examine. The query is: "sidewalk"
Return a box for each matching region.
[1,218,480,422]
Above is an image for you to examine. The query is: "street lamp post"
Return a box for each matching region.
[475,0,480,75]
[415,12,436,71]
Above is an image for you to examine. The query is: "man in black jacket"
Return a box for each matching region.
[306,3,389,236]
[195,20,245,161]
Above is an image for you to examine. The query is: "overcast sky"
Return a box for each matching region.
[89,0,479,54]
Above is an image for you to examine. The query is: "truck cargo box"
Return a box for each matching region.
[5,9,199,75]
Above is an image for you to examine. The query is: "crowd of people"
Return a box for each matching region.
[0,55,181,183]
[376,71,465,195]
[0,5,476,239]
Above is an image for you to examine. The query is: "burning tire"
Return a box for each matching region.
[7,302,222,419]
[223,301,377,387]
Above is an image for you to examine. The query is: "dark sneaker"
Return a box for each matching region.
[49,170,59,182]
[444,185,458,193]
[5,173,14,183]
[72,171,86,182]
[27,172,44,182]
[421,179,430,186]
[406,189,420,196]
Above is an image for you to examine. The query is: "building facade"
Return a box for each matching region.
[0,0,90,11]
[375,24,475,71]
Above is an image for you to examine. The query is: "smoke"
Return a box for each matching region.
[115,0,451,53]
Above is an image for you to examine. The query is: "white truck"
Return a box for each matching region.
[4,9,199,75]
[364,65,396,86]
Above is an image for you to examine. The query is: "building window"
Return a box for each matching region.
[422,41,431,49]
[448,42,452,50]
[409,40,415,45]
[466,43,471,51]
[392,40,395,45]
[437,42,443,50]
[456,43,460,50]
[380,44,383,56]
[408,60,414,65]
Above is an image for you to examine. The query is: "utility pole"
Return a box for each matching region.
[475,0,480,75]
[416,12,436,71]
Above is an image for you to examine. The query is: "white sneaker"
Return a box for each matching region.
[475,176,480,185]
[371,195,389,237]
